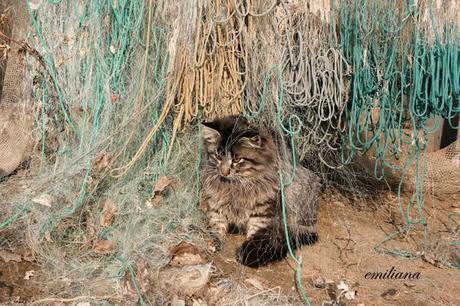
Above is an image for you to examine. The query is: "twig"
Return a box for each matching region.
[334,226,356,262]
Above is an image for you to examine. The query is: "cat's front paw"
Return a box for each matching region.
[237,235,287,268]
[236,240,264,268]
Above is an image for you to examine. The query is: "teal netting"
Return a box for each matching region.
[331,0,459,266]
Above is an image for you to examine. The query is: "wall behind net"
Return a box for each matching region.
[1,0,459,301]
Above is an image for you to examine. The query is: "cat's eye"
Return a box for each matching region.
[233,157,244,163]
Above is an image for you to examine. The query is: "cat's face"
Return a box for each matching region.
[202,116,275,181]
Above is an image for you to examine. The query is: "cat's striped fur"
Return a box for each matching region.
[200,115,320,267]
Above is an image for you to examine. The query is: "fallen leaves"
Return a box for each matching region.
[337,280,356,300]
[100,200,117,227]
[32,194,54,208]
[94,152,109,172]
[93,240,116,255]
[111,93,118,104]
[147,176,173,208]
[169,241,207,267]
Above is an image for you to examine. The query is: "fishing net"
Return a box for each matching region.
[0,0,459,304]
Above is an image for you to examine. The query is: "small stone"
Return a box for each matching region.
[381,288,398,299]
[404,282,416,288]
[313,276,326,289]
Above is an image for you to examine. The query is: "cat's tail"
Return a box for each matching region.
[236,227,318,268]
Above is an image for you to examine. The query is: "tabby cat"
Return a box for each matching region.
[200,115,320,267]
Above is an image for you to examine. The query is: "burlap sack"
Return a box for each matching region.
[0,109,33,178]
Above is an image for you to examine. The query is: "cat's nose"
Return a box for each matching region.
[219,165,231,176]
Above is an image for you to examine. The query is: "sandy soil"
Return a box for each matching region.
[214,193,460,305]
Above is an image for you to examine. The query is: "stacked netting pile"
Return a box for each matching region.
[0,0,458,303]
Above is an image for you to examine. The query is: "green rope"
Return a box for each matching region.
[0,206,30,232]
[280,172,311,306]
[333,0,459,267]
[249,65,312,304]
[26,0,79,139]
[117,256,147,306]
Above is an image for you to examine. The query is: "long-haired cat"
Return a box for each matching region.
[200,115,320,267]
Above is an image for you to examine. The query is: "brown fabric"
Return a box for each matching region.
[0,1,33,178]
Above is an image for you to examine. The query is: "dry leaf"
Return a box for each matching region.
[169,241,207,267]
[111,94,118,104]
[337,281,356,300]
[93,240,116,255]
[149,194,164,207]
[153,176,172,193]
[24,270,35,280]
[100,200,117,227]
[122,258,153,301]
[32,194,54,207]
[149,176,173,207]
[95,153,109,172]
[0,250,22,263]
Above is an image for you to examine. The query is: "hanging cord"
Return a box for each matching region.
[274,64,313,305]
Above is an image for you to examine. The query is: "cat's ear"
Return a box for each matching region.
[239,135,262,149]
[202,122,221,151]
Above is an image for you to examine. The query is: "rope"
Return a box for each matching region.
[333,0,459,267]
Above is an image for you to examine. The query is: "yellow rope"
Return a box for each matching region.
[112,0,276,177]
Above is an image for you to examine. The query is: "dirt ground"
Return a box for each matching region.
[214,192,460,305]
[1,172,459,305]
